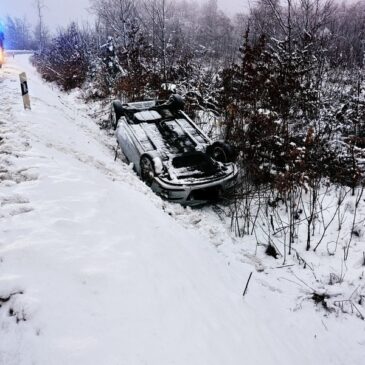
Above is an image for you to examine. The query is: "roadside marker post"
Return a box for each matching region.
[19,72,31,110]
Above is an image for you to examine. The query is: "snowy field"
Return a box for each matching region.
[0,55,364,365]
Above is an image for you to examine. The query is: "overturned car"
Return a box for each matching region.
[112,95,238,205]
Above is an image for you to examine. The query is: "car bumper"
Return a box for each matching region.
[151,165,239,205]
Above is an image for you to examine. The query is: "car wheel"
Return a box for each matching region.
[168,94,185,110]
[140,155,155,186]
[110,100,124,129]
[208,141,236,163]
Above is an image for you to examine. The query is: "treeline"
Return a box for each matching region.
[32,0,239,97]
[0,15,47,50]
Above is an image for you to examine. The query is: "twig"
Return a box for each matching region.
[292,273,316,292]
[243,272,253,297]
[313,188,351,252]
[334,299,365,320]
[275,264,295,269]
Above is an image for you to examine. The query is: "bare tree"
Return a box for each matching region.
[34,0,48,51]
[91,0,140,49]
[142,0,172,83]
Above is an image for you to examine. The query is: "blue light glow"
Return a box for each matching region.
[0,20,4,52]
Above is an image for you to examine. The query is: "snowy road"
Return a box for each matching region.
[0,56,364,365]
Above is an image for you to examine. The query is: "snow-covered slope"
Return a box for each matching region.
[1,56,364,365]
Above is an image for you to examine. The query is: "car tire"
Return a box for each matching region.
[168,94,185,111]
[140,155,155,186]
[110,100,124,129]
[207,141,236,163]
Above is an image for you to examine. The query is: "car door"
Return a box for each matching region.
[116,118,141,167]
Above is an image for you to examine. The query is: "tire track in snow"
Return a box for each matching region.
[0,65,35,218]
[0,63,35,363]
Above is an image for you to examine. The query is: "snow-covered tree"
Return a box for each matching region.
[32,23,89,90]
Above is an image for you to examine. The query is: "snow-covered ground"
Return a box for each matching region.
[1,55,365,365]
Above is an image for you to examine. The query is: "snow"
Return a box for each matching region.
[153,156,163,175]
[1,55,365,365]
[161,83,177,92]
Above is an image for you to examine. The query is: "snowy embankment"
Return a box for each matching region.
[0,56,364,365]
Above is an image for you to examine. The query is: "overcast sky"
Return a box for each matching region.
[0,0,250,30]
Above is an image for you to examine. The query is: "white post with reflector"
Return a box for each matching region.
[19,72,31,110]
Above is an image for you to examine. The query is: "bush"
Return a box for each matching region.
[32,23,88,91]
